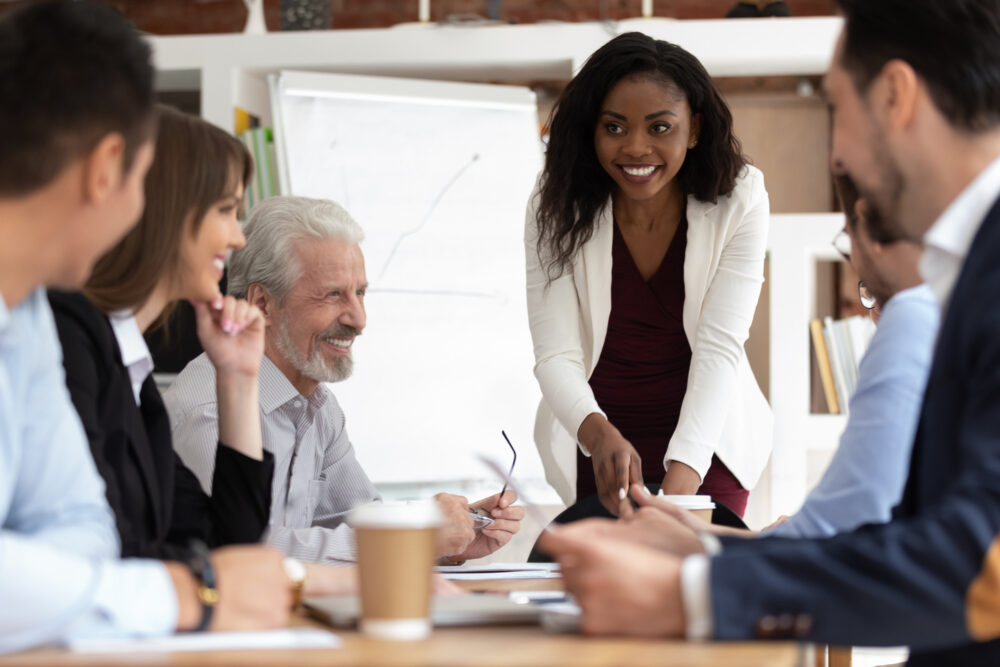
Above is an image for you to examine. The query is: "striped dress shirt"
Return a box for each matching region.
[165,353,380,564]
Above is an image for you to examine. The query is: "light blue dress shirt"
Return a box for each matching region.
[0,289,176,653]
[766,284,940,538]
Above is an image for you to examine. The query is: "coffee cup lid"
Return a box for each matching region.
[656,493,716,510]
[349,500,443,529]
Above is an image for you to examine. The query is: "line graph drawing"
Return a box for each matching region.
[378,153,479,281]
[274,72,547,487]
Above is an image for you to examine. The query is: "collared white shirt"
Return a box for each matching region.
[108,310,154,406]
[166,352,381,564]
[920,154,1000,310]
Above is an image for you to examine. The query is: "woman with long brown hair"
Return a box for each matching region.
[48,105,273,560]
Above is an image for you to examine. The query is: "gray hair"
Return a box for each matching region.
[228,195,364,301]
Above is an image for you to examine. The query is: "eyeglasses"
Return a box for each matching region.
[498,430,517,499]
[833,227,852,261]
[858,281,876,310]
[468,432,518,531]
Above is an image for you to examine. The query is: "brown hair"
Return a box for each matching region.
[84,105,252,329]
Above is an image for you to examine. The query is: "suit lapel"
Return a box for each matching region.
[898,194,1000,515]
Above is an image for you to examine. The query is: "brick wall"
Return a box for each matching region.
[0,0,836,35]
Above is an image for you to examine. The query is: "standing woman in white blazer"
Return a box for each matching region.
[526,32,771,517]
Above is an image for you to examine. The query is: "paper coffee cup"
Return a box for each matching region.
[350,501,442,641]
[657,493,716,523]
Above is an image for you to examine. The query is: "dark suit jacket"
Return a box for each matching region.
[48,291,274,561]
[709,194,1000,664]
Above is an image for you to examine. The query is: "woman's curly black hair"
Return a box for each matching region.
[536,32,747,281]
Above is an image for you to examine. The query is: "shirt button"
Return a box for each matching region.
[293,399,303,409]
[755,615,778,638]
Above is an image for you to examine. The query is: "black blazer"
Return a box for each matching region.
[709,195,1000,663]
[48,291,274,561]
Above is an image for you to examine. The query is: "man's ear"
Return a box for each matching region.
[81,133,126,205]
[247,283,273,324]
[873,59,919,133]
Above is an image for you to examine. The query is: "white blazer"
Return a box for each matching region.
[525,165,773,504]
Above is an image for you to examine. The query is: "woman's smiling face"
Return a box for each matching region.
[175,179,245,303]
[594,75,700,203]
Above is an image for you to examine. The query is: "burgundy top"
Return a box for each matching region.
[577,218,692,499]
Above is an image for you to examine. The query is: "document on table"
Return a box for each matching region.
[67,628,341,653]
[435,562,561,580]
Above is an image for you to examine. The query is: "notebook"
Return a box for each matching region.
[305,594,543,628]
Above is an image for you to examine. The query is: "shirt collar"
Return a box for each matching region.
[258,354,330,414]
[108,310,154,388]
[920,154,1000,305]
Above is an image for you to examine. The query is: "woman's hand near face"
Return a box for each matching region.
[578,413,644,516]
[193,296,265,378]
[193,296,265,461]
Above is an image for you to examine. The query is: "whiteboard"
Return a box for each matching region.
[271,71,547,489]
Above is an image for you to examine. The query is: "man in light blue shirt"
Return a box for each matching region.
[0,1,288,652]
[765,283,937,537]
[766,175,937,538]
[0,292,180,651]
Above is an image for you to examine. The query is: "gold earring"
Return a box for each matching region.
[688,140,698,149]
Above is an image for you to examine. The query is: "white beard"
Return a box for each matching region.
[273,317,354,384]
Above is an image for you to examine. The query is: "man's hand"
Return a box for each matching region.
[578,414,643,516]
[630,484,754,539]
[450,491,525,561]
[622,507,707,556]
[167,545,291,632]
[210,546,291,631]
[434,493,476,558]
[550,511,705,558]
[538,526,686,637]
[301,563,357,597]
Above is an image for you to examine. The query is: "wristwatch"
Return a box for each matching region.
[186,540,219,632]
[283,557,307,609]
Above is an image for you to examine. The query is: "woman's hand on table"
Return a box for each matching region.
[578,414,644,516]
[658,460,701,496]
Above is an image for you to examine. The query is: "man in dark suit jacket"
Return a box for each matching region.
[540,1,1000,662]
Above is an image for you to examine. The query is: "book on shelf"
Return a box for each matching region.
[238,126,280,210]
[810,314,876,415]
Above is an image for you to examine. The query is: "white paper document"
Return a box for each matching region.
[68,628,341,653]
[436,562,561,580]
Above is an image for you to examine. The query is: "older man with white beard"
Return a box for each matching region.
[166,196,523,565]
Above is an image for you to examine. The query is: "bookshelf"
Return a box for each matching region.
[148,16,846,521]
[768,213,849,515]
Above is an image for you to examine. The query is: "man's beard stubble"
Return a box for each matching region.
[274,317,356,384]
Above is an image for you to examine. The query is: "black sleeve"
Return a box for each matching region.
[168,445,274,549]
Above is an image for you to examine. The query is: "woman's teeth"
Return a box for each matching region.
[622,165,657,177]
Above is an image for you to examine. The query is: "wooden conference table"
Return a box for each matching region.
[0,576,805,667]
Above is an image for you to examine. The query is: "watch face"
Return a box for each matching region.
[283,557,307,584]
